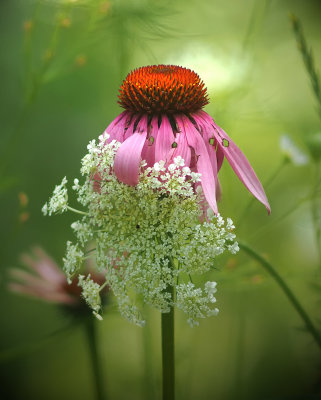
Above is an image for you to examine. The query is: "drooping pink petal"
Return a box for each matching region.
[195,110,215,127]
[105,111,127,133]
[141,116,159,167]
[193,113,223,175]
[155,115,175,164]
[104,111,129,143]
[123,115,141,141]
[114,116,148,186]
[213,122,271,214]
[170,125,191,167]
[176,115,218,214]
[216,144,225,172]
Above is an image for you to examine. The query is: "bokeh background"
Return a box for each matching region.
[1,0,321,399]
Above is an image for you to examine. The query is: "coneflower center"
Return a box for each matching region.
[118,65,209,114]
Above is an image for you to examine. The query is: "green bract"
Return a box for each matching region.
[43,133,239,327]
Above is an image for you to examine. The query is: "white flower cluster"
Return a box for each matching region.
[78,274,102,318]
[176,281,219,327]
[43,135,239,326]
[42,176,68,216]
[63,241,84,284]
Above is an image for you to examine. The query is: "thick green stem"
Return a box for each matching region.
[161,292,175,400]
[239,242,321,349]
[85,318,106,400]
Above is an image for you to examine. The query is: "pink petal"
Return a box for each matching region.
[123,115,140,141]
[141,116,159,167]
[104,111,129,143]
[155,116,175,164]
[24,247,65,284]
[114,117,148,186]
[176,115,218,214]
[216,145,225,172]
[193,113,223,174]
[9,282,76,304]
[213,122,271,214]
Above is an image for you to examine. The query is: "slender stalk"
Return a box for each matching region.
[0,324,73,364]
[142,308,155,400]
[239,242,321,349]
[311,162,321,266]
[85,317,106,400]
[290,14,321,121]
[161,285,175,400]
[67,206,89,216]
[242,0,271,51]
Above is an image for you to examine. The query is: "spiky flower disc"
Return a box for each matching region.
[118,65,209,114]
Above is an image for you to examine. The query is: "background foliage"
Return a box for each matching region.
[1,0,321,399]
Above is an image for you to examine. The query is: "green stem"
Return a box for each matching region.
[67,206,89,216]
[142,308,155,400]
[161,289,175,400]
[239,242,321,349]
[311,162,321,267]
[242,0,271,51]
[290,14,321,121]
[85,318,106,400]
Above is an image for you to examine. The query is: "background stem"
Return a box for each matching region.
[85,317,106,400]
[239,242,321,349]
[311,162,321,266]
[161,296,175,400]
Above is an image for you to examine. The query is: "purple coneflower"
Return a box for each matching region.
[103,64,270,214]
[9,247,107,314]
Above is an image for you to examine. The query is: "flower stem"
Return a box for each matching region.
[239,242,321,349]
[161,290,175,400]
[311,162,321,267]
[290,14,321,121]
[67,206,89,216]
[85,317,106,400]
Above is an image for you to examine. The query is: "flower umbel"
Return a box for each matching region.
[104,64,270,215]
[43,137,239,326]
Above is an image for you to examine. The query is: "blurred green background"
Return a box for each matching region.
[1,0,321,399]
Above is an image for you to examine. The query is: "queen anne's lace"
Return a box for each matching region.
[43,134,239,326]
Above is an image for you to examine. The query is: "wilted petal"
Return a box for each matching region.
[176,115,218,214]
[213,122,271,214]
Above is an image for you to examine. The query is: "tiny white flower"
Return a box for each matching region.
[182,166,191,175]
[174,156,184,167]
[168,164,176,172]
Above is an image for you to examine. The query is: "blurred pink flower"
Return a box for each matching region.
[9,247,106,310]
[103,65,270,214]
